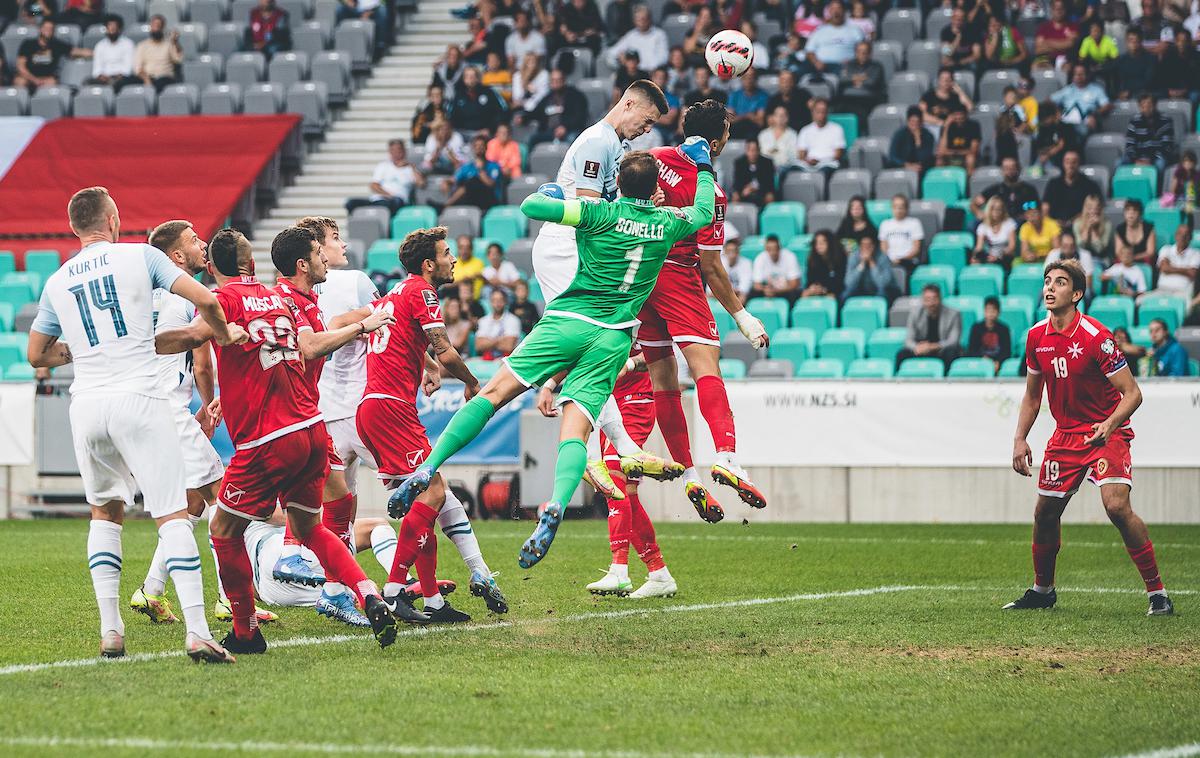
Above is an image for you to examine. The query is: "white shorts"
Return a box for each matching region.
[531,228,578,305]
[173,407,225,491]
[69,392,187,518]
[326,414,376,493]
[245,522,321,607]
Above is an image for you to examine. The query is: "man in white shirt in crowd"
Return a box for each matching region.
[90,15,137,90]
[751,234,803,303]
[481,244,521,294]
[134,15,183,91]
[878,194,924,271]
[605,5,669,71]
[798,0,864,78]
[504,10,545,69]
[796,98,845,175]
[718,238,753,304]
[345,139,426,215]
[475,288,522,359]
[1141,220,1200,303]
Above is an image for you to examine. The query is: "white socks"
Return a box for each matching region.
[88,520,124,637]
[158,518,212,639]
[715,451,738,470]
[280,543,301,559]
[1033,584,1053,594]
[609,562,629,580]
[423,592,445,610]
[438,489,489,577]
[648,567,673,582]
[598,396,641,457]
[683,466,701,485]
[370,523,398,572]
[144,512,201,597]
[586,429,603,460]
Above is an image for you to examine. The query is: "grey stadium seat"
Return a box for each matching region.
[1080,164,1109,199]
[74,85,115,118]
[725,202,758,236]
[82,24,108,48]
[0,87,30,116]
[334,19,373,73]
[904,40,940,83]
[278,0,311,21]
[313,0,338,31]
[661,14,693,47]
[1022,166,1059,198]
[225,51,266,89]
[886,72,926,107]
[183,54,223,89]
[575,78,608,121]
[293,21,329,58]
[200,82,242,114]
[1176,325,1200,362]
[779,171,825,205]
[30,86,72,120]
[311,50,351,106]
[881,8,920,46]
[828,168,871,203]
[978,69,1020,104]
[286,80,328,134]
[874,168,918,200]
[176,22,208,58]
[908,200,944,239]
[126,21,152,44]
[925,7,953,40]
[848,137,888,174]
[146,0,184,23]
[347,206,390,249]
[1160,99,1192,134]
[59,58,93,89]
[748,358,795,379]
[721,332,763,368]
[871,40,901,80]
[806,201,845,234]
[868,103,904,139]
[107,0,143,28]
[231,0,258,22]
[555,47,594,81]
[268,51,309,90]
[2,26,35,67]
[506,174,544,206]
[529,142,569,177]
[207,21,246,57]
[438,206,482,239]
[158,83,200,114]
[190,0,228,28]
[1102,100,1138,136]
[506,238,534,275]
[54,23,82,47]
[889,295,919,327]
[953,70,975,101]
[115,84,156,116]
[1032,67,1064,102]
[245,81,286,113]
[1085,133,1124,169]
[968,166,1003,199]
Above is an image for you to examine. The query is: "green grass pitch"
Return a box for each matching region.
[0,518,1196,757]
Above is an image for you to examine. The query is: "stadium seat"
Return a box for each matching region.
[506,239,534,276]
[575,78,608,119]
[438,206,482,240]
[73,85,115,118]
[829,112,858,147]
[866,199,892,227]
[1145,201,1185,244]
[760,202,806,239]
[706,298,736,337]
[921,166,967,203]
[979,68,1019,103]
[286,81,328,134]
[347,206,390,249]
[789,297,836,338]
[957,264,1004,298]
[998,357,1023,377]
[872,40,903,80]
[59,58,91,89]
[225,51,266,89]
[294,21,330,58]
[1112,165,1158,205]
[874,168,918,200]
[927,240,968,275]
[999,308,1030,347]
[482,206,527,248]
[269,51,310,90]
[720,332,763,367]
[726,202,759,236]
[1088,295,1135,331]
[896,357,945,378]
[1138,296,1187,331]
[147,0,184,22]
[846,358,894,378]
[948,357,997,378]
[0,302,13,332]
[887,71,927,107]
[817,327,865,369]
[200,83,242,114]
[505,175,544,206]
[190,0,226,26]
[4,273,41,301]
[0,251,14,279]
[22,251,60,284]
[0,87,30,116]
[1084,132,1124,170]
[718,358,747,379]
[245,82,285,113]
[393,208,440,240]
[867,103,905,139]
[158,83,200,115]
[334,19,373,73]
[866,327,907,363]
[0,282,34,312]
[828,168,870,203]
[465,358,501,383]
[365,240,400,273]
[1006,264,1044,301]
[881,8,920,46]
[769,327,815,368]
[746,297,788,334]
[908,200,944,239]
[909,264,956,296]
[840,296,885,335]
[529,142,569,177]
[30,86,72,120]
[795,358,845,378]
[748,358,795,379]
[943,296,980,345]
[114,84,156,116]
[848,136,889,174]
[779,171,824,205]
[905,40,941,82]
[999,294,1035,323]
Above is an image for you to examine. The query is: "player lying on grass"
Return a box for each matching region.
[392,140,717,568]
[1006,259,1175,616]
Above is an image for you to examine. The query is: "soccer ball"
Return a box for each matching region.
[705,29,753,80]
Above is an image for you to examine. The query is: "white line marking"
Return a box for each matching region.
[1113,744,1200,758]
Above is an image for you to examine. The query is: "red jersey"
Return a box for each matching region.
[213,277,321,449]
[274,277,326,410]
[363,274,444,403]
[1025,311,1130,434]
[651,145,726,267]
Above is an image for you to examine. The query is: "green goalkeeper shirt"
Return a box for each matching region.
[519,170,716,329]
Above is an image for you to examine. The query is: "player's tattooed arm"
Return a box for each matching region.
[156,320,214,355]
[27,332,72,368]
[427,326,480,399]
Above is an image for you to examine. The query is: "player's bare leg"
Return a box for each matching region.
[1004,494,1069,610]
[88,501,127,658]
[519,401,593,569]
[1100,484,1174,615]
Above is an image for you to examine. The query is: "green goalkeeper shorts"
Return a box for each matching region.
[503,315,632,424]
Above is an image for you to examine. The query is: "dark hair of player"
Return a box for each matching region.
[149,220,192,253]
[209,229,247,277]
[625,79,669,115]
[682,98,729,142]
[617,151,659,200]
[1045,259,1087,295]
[67,186,113,234]
[399,226,449,274]
[271,226,318,278]
[295,216,339,242]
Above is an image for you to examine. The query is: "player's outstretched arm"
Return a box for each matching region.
[428,326,481,400]
[1012,371,1045,476]
[520,191,577,225]
[170,275,247,347]
[701,249,769,348]
[1084,365,1142,447]
[298,308,394,360]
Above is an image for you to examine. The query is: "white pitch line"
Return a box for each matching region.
[1113,744,1200,758]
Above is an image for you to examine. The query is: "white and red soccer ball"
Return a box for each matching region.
[705,29,753,80]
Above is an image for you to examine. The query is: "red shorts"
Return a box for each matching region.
[603,391,655,475]
[637,264,720,356]
[218,422,329,520]
[356,395,432,488]
[327,432,345,472]
[1038,427,1134,498]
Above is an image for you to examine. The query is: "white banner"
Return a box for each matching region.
[691,381,1200,468]
[0,383,35,466]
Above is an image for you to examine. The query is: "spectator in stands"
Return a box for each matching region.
[974,195,1018,265]
[1000,87,1029,133]
[1145,218,1200,300]
[971,156,1039,223]
[981,13,1028,72]
[482,51,513,104]
[919,68,973,136]
[505,10,545,68]
[1123,93,1175,174]
[835,195,876,252]
[721,238,753,304]
[681,6,719,67]
[249,0,290,58]
[134,15,182,92]
[791,0,824,39]
[55,0,102,30]
[422,117,466,174]
[443,297,472,355]
[802,230,846,299]
[482,242,521,294]
[797,0,864,78]
[728,68,768,139]
[606,4,668,71]
[683,64,727,108]
[434,45,465,91]
[556,0,604,56]
[1043,149,1101,225]
[449,66,507,132]
[934,107,980,175]
[1044,229,1095,297]
[731,138,776,208]
[1148,318,1189,375]
[1031,100,1078,173]
[886,105,936,174]
[1156,28,1200,102]
[346,138,425,214]
[751,234,803,303]
[1018,199,1060,263]
[89,15,135,90]
[1077,19,1118,77]
[460,16,489,65]
[18,0,56,24]
[649,67,680,137]
[940,7,981,72]
[1033,0,1078,70]
[1165,149,1200,212]
[509,278,539,331]
[476,289,522,359]
[842,234,896,302]
[1115,198,1157,264]
[1113,28,1156,101]
[0,46,8,87]
[741,19,772,72]
[967,296,1011,371]
[836,40,884,126]
[511,52,549,114]
[520,68,589,145]
[603,0,633,43]
[897,283,962,370]
[444,132,503,211]
[846,0,874,39]
[1074,193,1113,258]
[412,84,447,144]
[1016,78,1038,129]
[611,50,649,105]
[665,46,690,98]
[879,194,924,271]
[1134,0,1173,55]
[484,122,520,178]
[336,0,387,59]
[993,112,1021,165]
[1113,326,1148,373]
[14,19,90,90]
[796,97,845,175]
[1103,243,1149,295]
[765,69,812,132]
[453,234,485,298]
[1051,63,1111,137]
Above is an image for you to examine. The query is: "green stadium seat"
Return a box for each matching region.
[3,363,33,381]
[1146,201,1185,244]
[719,358,747,379]
[1006,264,1044,301]
[947,357,997,377]
[23,250,61,285]
[1190,358,1200,377]
[909,264,956,296]
[927,244,967,275]
[1111,165,1157,205]
[0,251,14,278]
[999,294,1035,323]
[845,358,894,378]
[933,231,974,249]
[921,166,967,202]
[760,202,807,239]
[0,345,22,371]
[527,277,544,304]
[795,358,845,378]
[787,235,813,269]
[999,308,1031,344]
[830,112,858,146]
[1089,295,1135,330]
[769,327,816,367]
[789,297,836,340]
[390,205,438,239]
[998,357,1023,377]
[840,296,886,335]
[466,358,501,382]
[957,264,1004,298]
[709,298,736,336]
[1012,326,1027,358]
[866,199,892,226]
[3,272,42,298]
[0,303,13,332]
[818,327,866,369]
[943,295,981,346]
[365,241,401,273]
[0,282,34,312]
[866,327,907,363]
[740,235,765,259]
[747,297,788,334]
[1137,295,1188,331]
[896,357,946,378]
[481,206,527,248]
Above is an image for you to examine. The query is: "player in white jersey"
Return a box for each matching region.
[530,79,684,496]
[28,187,248,662]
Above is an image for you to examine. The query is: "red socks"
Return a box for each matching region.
[390,501,439,595]
[1032,541,1060,589]
[606,474,631,564]
[282,522,300,547]
[1127,541,1165,593]
[629,492,664,571]
[695,375,736,453]
[653,389,694,469]
[301,523,376,604]
[321,493,355,552]
[211,536,257,639]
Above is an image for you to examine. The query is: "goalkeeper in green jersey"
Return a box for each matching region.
[392,138,717,569]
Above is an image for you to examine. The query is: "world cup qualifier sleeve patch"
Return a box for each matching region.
[583,160,600,179]
[714,204,725,222]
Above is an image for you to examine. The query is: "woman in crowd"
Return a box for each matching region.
[974,195,1017,265]
[835,195,877,253]
[1114,198,1156,265]
[1072,193,1113,259]
[803,230,848,299]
